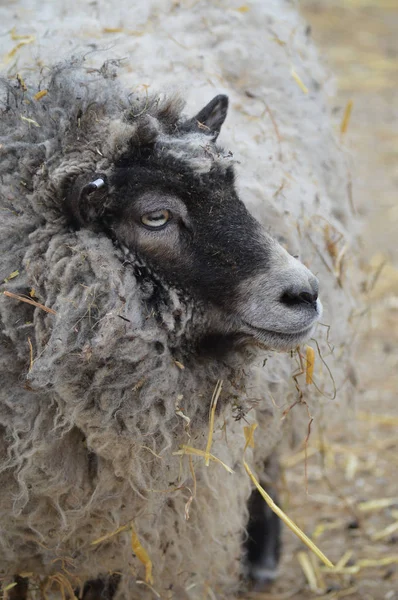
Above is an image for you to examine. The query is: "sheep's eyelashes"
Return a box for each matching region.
[141,209,171,229]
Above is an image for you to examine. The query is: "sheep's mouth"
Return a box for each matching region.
[241,321,316,350]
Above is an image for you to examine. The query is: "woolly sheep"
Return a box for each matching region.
[0,1,357,598]
[0,59,318,596]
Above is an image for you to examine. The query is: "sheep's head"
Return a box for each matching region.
[65,95,321,352]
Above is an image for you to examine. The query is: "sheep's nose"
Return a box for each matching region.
[280,282,319,309]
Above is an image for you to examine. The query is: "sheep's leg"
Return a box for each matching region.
[6,576,29,600]
[243,449,282,589]
[244,483,281,589]
[79,574,120,600]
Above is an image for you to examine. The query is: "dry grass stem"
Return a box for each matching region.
[205,379,223,466]
[340,99,354,134]
[131,523,154,585]
[173,445,234,474]
[291,67,308,93]
[3,290,57,315]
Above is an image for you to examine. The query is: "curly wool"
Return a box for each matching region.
[0,1,358,598]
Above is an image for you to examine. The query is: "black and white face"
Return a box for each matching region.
[112,188,321,351]
[67,96,321,351]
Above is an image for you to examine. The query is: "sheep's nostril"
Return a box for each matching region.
[280,288,318,308]
[298,291,318,305]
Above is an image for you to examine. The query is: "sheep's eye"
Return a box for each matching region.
[141,209,171,229]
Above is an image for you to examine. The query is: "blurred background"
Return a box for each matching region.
[263,1,398,598]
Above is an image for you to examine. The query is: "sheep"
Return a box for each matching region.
[0,1,358,598]
[0,59,321,596]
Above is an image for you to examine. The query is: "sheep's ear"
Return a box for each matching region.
[191,95,229,140]
[66,174,107,228]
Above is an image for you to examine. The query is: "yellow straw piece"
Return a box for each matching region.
[371,521,398,541]
[243,425,255,448]
[358,498,398,512]
[357,411,398,426]
[205,380,223,466]
[358,556,398,568]
[291,67,309,94]
[17,74,27,91]
[3,38,35,63]
[10,28,34,41]
[91,524,129,546]
[306,345,315,384]
[131,523,154,585]
[297,551,322,593]
[340,100,353,134]
[103,27,125,33]
[322,556,398,574]
[27,337,34,372]
[3,269,19,283]
[33,90,48,101]
[335,550,354,570]
[173,445,234,474]
[20,115,40,127]
[91,521,154,585]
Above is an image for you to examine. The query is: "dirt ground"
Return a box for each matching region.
[251,1,398,599]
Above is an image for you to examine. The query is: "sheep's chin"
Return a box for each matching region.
[241,322,317,351]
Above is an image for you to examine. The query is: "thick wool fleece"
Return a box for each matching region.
[0,66,277,598]
[0,1,358,598]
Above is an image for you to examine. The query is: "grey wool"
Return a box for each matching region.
[0,62,286,598]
